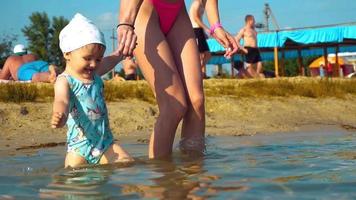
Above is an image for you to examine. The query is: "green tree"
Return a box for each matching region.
[0,34,17,68]
[22,12,68,71]
[22,12,51,61]
[50,16,69,69]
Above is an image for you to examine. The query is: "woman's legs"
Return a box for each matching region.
[134,1,188,159]
[166,7,206,153]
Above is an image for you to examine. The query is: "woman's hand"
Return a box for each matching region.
[116,25,137,57]
[211,28,238,59]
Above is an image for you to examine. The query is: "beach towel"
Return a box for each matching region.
[17,60,50,81]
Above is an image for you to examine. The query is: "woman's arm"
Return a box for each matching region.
[116,0,143,57]
[119,0,142,24]
[204,0,239,58]
[204,0,220,25]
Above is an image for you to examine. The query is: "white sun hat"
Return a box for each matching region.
[59,13,106,53]
[13,44,27,54]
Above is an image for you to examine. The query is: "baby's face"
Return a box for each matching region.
[65,44,105,80]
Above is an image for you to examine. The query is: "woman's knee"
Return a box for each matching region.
[190,93,205,112]
[158,93,188,121]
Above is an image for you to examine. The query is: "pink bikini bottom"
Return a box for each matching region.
[149,0,185,35]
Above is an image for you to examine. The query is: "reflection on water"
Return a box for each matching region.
[40,168,111,199]
[0,131,356,199]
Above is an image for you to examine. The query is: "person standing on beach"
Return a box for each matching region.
[189,0,211,79]
[0,44,57,83]
[116,0,239,159]
[235,15,265,78]
[51,13,132,168]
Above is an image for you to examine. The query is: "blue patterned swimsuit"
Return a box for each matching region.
[60,73,114,164]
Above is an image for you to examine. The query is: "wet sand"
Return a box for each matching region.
[1,94,355,157]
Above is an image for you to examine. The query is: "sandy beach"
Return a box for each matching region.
[0,78,356,157]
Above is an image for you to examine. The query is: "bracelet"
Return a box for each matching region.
[209,22,223,35]
[117,23,135,30]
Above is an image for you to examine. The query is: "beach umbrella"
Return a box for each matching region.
[309,56,346,68]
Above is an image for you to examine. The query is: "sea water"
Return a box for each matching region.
[0,130,355,199]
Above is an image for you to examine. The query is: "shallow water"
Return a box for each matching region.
[1,131,356,199]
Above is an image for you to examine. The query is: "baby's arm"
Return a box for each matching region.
[95,51,124,76]
[51,76,70,128]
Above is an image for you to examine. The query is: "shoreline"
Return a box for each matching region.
[1,94,356,157]
[1,124,354,158]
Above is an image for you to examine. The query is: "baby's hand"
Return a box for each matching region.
[51,112,67,128]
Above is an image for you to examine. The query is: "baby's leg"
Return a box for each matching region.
[64,152,87,168]
[99,142,133,164]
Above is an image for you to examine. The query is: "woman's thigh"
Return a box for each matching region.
[166,7,204,102]
[133,1,186,105]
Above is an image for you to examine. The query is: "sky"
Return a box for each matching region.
[1,0,356,72]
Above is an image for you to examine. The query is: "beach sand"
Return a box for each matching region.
[1,93,355,157]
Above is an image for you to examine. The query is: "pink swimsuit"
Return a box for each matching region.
[150,0,185,35]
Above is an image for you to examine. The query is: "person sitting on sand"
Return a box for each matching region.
[0,44,57,83]
[122,57,138,80]
[51,13,132,168]
[235,15,265,78]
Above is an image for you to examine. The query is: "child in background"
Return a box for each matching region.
[51,13,132,168]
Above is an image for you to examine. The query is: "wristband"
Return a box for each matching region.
[209,22,223,35]
[117,23,135,30]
